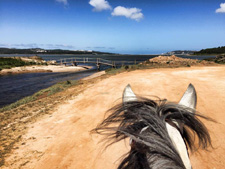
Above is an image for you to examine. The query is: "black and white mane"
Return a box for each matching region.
[93,84,213,169]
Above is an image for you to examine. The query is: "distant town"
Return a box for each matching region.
[163,50,196,55]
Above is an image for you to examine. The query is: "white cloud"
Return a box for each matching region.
[46,44,75,49]
[216,3,225,13]
[0,43,39,48]
[56,0,68,6]
[111,6,144,21]
[89,0,112,12]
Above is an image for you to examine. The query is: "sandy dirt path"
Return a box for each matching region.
[2,66,225,169]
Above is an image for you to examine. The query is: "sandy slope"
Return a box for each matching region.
[2,66,225,169]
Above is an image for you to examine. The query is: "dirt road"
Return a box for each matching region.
[2,66,225,169]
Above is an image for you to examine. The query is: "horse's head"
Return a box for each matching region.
[123,84,197,169]
[94,84,212,169]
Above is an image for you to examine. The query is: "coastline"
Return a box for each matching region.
[0,65,92,75]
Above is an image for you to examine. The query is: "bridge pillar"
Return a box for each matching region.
[96,63,101,71]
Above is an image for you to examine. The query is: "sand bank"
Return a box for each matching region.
[1,66,225,169]
[0,65,91,75]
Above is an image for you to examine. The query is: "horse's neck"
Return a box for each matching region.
[147,154,185,169]
[166,123,192,169]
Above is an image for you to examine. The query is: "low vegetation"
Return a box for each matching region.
[0,58,29,70]
[105,64,146,74]
[105,57,212,75]
[203,54,225,64]
[106,64,178,75]
[0,57,47,70]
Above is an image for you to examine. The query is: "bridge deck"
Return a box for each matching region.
[56,57,141,68]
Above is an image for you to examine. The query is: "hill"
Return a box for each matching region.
[194,46,225,55]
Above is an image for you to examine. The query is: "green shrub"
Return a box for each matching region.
[124,65,129,70]
[105,64,148,75]
[187,64,191,67]
[2,65,12,69]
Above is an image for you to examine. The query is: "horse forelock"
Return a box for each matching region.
[93,97,212,169]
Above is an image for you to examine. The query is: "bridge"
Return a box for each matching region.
[56,57,141,70]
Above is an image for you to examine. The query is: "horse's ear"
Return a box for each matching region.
[179,83,197,110]
[123,84,137,103]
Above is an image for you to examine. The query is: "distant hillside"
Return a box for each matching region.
[164,50,196,55]
[194,46,225,55]
[0,48,113,55]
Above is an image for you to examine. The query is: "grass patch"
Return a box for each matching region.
[0,80,78,112]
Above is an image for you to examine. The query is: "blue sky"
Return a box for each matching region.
[0,0,225,54]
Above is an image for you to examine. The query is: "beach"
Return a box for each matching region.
[0,65,89,75]
[1,65,225,169]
